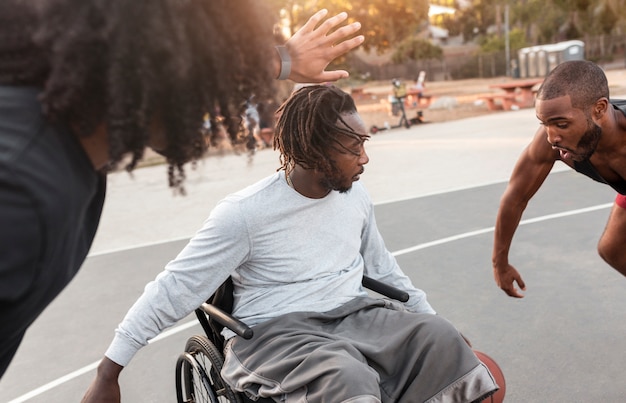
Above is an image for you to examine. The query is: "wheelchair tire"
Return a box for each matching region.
[176,335,242,403]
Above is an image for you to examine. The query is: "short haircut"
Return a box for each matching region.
[274,85,368,176]
[537,60,609,110]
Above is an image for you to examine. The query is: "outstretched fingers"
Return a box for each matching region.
[326,22,364,54]
[285,10,363,83]
[303,9,345,36]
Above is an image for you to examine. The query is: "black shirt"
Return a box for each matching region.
[0,86,106,376]
[572,99,626,195]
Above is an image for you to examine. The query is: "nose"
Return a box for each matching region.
[545,127,562,146]
[359,147,369,165]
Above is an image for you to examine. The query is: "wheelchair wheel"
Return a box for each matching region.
[176,335,242,403]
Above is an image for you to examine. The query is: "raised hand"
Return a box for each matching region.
[284,9,364,83]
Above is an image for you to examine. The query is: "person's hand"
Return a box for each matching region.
[493,263,526,298]
[285,9,364,83]
[81,358,123,403]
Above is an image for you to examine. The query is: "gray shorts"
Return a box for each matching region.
[222,297,498,403]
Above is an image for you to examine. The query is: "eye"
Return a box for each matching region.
[347,140,364,154]
[555,122,568,129]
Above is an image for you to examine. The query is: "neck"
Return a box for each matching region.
[288,166,331,199]
[75,124,109,171]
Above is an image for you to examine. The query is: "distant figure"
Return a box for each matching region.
[410,71,427,107]
[244,96,261,151]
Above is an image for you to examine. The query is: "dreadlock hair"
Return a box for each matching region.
[1,0,277,193]
[537,60,609,111]
[274,85,369,178]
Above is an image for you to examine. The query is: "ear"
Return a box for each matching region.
[593,97,610,120]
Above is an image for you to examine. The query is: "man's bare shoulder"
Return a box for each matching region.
[610,100,626,132]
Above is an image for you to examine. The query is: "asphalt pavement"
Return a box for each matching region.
[1,106,626,402]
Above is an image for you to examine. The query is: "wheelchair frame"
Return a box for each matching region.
[174,276,409,403]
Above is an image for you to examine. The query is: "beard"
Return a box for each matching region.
[318,165,358,194]
[319,175,352,194]
[574,119,602,161]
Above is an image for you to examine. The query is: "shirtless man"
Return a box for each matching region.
[492,60,626,298]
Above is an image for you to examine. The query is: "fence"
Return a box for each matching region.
[348,33,626,83]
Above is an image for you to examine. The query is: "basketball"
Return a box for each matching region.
[473,350,506,403]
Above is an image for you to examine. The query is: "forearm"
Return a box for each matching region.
[492,195,527,268]
[360,203,435,314]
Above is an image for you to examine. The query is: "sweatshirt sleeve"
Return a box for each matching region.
[105,199,251,366]
[359,196,436,315]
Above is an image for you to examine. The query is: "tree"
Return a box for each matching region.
[267,0,430,53]
[391,37,443,63]
[479,28,527,53]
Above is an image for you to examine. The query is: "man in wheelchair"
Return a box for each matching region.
[83,85,499,402]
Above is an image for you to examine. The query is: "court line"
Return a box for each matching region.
[87,179,513,258]
[7,321,199,403]
[392,203,613,256]
[9,202,613,402]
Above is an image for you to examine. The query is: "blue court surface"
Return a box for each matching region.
[2,109,626,402]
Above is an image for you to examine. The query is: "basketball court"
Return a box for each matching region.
[2,107,626,402]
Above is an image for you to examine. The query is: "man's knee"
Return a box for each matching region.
[420,314,467,344]
[597,238,626,276]
[598,201,626,276]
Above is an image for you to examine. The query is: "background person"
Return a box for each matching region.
[0,0,364,378]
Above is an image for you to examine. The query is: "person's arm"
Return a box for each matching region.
[274,9,364,83]
[492,127,559,298]
[81,200,250,402]
[357,187,435,314]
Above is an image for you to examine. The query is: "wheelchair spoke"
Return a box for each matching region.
[176,335,242,403]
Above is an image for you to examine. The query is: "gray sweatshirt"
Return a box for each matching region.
[105,172,435,366]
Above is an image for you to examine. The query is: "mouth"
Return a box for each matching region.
[552,146,574,160]
[558,149,571,159]
[353,168,365,181]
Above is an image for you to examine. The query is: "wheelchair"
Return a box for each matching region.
[175,276,506,403]
[174,276,409,403]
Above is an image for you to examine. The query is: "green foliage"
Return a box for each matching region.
[391,37,443,62]
[479,28,527,53]
[448,0,626,46]
[271,0,430,53]
[265,0,626,76]
[353,0,430,53]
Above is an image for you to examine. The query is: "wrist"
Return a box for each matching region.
[97,357,123,382]
[492,259,508,270]
[275,45,291,80]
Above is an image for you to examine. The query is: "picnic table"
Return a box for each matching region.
[480,78,544,111]
[405,88,432,108]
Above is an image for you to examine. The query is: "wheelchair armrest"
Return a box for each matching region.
[200,302,254,339]
[362,275,409,303]
[198,276,407,340]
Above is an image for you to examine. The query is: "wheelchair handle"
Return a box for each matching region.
[200,302,254,339]
[362,276,410,302]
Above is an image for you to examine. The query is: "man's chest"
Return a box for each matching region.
[580,151,626,194]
